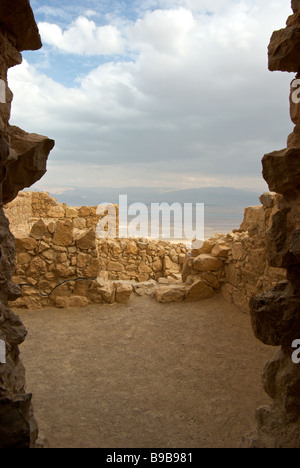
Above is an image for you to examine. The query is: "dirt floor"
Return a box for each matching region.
[15,293,276,449]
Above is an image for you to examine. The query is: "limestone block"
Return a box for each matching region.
[268,26,300,72]
[259,192,278,209]
[41,249,56,261]
[55,264,76,278]
[26,257,47,279]
[191,239,214,257]
[182,254,192,282]
[89,280,115,304]
[126,240,139,255]
[107,261,125,272]
[158,278,169,285]
[66,207,78,218]
[55,296,89,309]
[155,285,186,303]
[15,237,37,251]
[152,259,163,272]
[211,242,231,258]
[114,283,133,304]
[134,281,157,297]
[231,242,244,261]
[38,241,50,253]
[240,206,266,234]
[47,205,65,218]
[225,263,242,287]
[164,256,181,273]
[200,272,221,290]
[137,273,149,282]
[247,249,267,275]
[76,228,96,250]
[185,280,215,302]
[30,220,50,240]
[139,262,152,274]
[107,239,123,255]
[82,259,101,278]
[53,220,73,247]
[73,217,86,229]
[17,252,32,265]
[262,148,300,194]
[78,206,91,217]
[77,253,90,269]
[56,252,68,263]
[178,253,186,264]
[73,280,93,296]
[193,254,223,272]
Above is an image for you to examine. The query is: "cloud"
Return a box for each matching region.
[84,9,99,18]
[8,0,293,195]
[128,8,196,54]
[38,16,124,55]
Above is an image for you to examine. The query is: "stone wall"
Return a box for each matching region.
[0,0,54,449]
[5,190,119,237]
[6,190,286,312]
[179,193,286,312]
[5,191,187,308]
[221,194,286,312]
[244,0,300,448]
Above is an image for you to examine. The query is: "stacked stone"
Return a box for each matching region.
[7,190,286,309]
[0,0,54,448]
[246,0,300,448]
[222,197,286,312]
[98,237,186,282]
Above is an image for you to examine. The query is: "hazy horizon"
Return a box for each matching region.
[25,184,263,239]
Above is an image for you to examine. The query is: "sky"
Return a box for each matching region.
[8,0,294,200]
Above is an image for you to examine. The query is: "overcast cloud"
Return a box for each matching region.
[8,0,293,196]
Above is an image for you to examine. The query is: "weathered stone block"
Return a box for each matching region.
[53,220,73,247]
[155,285,186,303]
[185,280,215,302]
[262,148,300,194]
[115,283,133,304]
[268,26,300,72]
[76,228,96,250]
[193,254,223,272]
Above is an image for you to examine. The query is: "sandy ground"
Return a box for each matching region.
[15,294,276,449]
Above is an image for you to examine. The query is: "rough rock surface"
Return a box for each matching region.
[0,0,54,448]
[245,1,300,448]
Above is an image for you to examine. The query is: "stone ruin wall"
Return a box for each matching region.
[5,190,286,311]
[244,0,300,448]
[0,0,54,448]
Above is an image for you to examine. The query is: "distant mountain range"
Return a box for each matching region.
[45,186,263,237]
[49,186,262,210]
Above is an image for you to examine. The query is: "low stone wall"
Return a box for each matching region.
[156,192,286,311]
[5,192,187,308]
[5,191,118,237]
[5,191,286,312]
[221,193,286,312]
[98,238,187,282]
